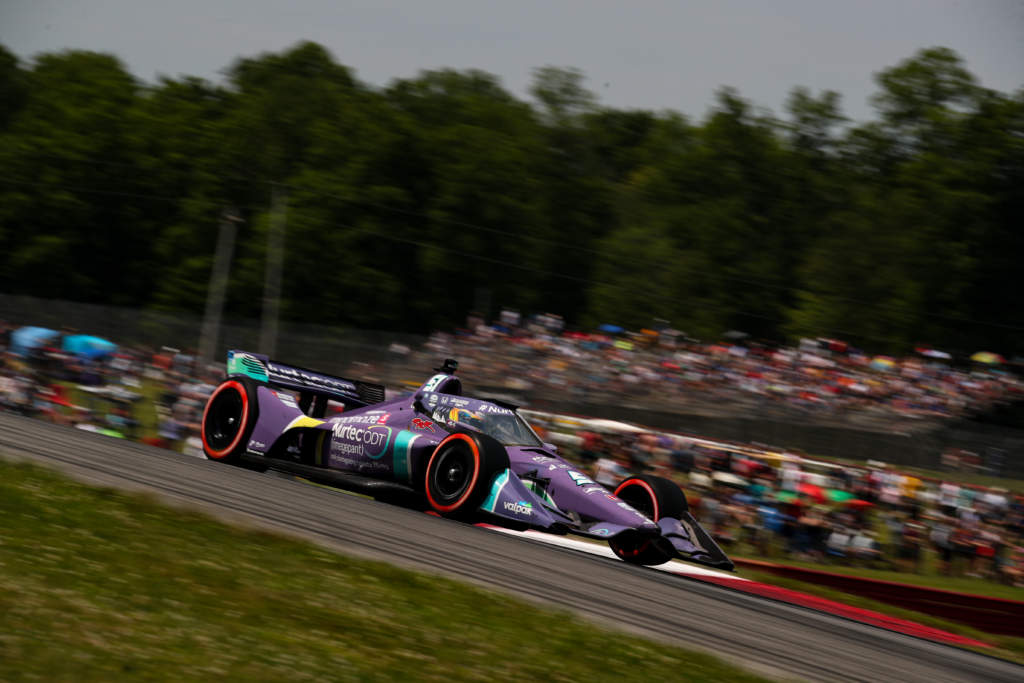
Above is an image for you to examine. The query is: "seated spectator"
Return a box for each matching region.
[826,527,851,559]
[849,528,882,566]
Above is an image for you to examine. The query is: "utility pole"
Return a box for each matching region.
[260,184,287,357]
[198,207,241,363]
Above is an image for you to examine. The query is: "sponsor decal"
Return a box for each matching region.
[333,441,363,456]
[583,485,606,495]
[333,455,391,473]
[432,408,447,423]
[503,500,533,516]
[376,413,391,424]
[273,391,298,406]
[532,455,552,463]
[567,470,596,487]
[430,395,470,408]
[267,363,357,392]
[364,425,392,459]
[411,417,435,432]
[333,414,382,425]
[478,404,512,414]
[591,528,613,536]
[248,439,267,451]
[331,422,392,459]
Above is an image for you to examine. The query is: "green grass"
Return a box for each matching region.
[0,459,770,683]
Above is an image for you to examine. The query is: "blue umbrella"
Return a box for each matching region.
[9,326,58,356]
[598,323,624,334]
[63,335,117,359]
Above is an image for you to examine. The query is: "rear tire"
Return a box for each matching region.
[424,431,509,517]
[201,378,260,462]
[609,474,689,566]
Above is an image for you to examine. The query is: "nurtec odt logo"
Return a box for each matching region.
[332,423,392,459]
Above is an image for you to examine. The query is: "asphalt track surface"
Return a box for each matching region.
[2,413,1021,682]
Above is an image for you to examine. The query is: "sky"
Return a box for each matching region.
[2,0,1022,122]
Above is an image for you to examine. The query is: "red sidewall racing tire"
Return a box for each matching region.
[201,377,259,462]
[609,474,689,566]
[424,431,509,517]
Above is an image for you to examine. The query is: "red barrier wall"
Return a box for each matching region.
[735,558,1024,637]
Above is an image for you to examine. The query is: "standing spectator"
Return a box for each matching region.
[929,513,954,575]
[898,513,925,573]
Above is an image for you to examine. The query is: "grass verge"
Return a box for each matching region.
[0,459,769,682]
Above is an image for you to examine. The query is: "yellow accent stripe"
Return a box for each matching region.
[286,415,325,430]
[316,431,327,466]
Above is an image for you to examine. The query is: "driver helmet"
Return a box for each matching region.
[449,408,483,429]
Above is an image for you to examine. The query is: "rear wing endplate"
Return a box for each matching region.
[226,350,385,408]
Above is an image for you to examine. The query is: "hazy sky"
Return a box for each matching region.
[2,0,1022,122]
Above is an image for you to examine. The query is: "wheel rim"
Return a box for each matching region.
[431,445,473,503]
[610,530,654,560]
[204,386,245,452]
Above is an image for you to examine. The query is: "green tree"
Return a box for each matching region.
[0,50,153,303]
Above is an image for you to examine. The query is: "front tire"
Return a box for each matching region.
[609,474,689,566]
[201,377,259,462]
[424,431,509,517]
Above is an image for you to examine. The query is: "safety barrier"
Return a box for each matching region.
[734,558,1024,637]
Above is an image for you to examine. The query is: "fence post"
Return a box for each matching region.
[198,208,241,364]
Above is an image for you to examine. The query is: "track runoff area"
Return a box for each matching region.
[477,525,990,649]
[2,413,1021,682]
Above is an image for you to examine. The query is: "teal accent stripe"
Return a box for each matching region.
[392,430,419,483]
[525,480,557,507]
[480,469,511,513]
[227,352,269,382]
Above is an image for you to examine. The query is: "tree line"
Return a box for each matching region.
[0,42,1020,355]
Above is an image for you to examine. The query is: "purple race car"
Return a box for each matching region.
[201,351,733,570]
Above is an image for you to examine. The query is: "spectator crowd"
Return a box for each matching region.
[410,317,1021,422]
[537,417,1024,587]
[2,317,1022,587]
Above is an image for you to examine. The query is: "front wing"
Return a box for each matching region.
[478,468,733,570]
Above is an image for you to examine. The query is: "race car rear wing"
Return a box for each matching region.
[226,350,386,408]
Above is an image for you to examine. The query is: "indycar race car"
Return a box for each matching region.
[201,351,733,570]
